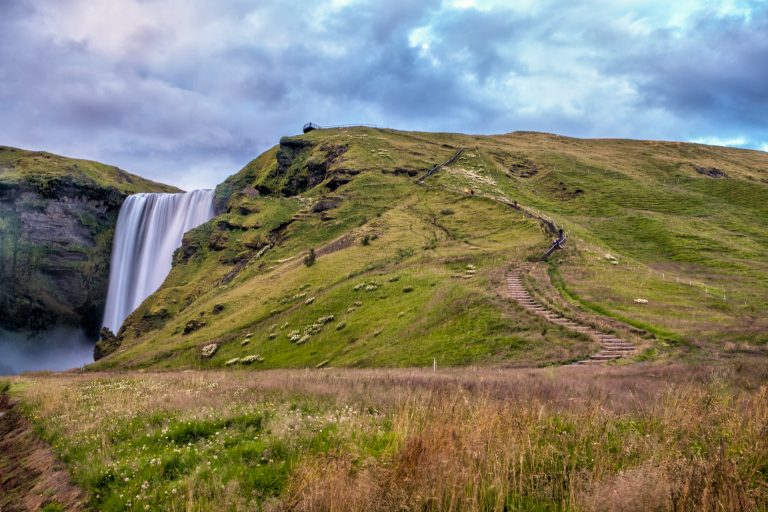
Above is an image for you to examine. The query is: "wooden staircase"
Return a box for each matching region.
[505,267,636,365]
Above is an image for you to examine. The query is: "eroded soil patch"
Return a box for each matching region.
[0,391,84,512]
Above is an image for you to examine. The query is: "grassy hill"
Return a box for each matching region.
[92,128,768,370]
[0,145,177,195]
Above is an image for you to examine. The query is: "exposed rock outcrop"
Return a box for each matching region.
[93,327,120,360]
[0,146,177,338]
[0,181,122,334]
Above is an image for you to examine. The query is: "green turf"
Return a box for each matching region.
[0,145,179,194]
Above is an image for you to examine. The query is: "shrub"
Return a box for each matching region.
[304,248,316,266]
[396,248,414,261]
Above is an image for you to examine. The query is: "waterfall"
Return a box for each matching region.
[102,190,216,332]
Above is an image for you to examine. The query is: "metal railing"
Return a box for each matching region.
[417,147,465,182]
[303,122,380,133]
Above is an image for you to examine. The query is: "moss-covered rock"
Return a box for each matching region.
[93,327,120,360]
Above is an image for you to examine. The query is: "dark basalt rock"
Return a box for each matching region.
[277,140,349,196]
[509,160,539,178]
[276,137,314,175]
[183,319,206,335]
[325,176,351,191]
[695,166,728,178]
[387,167,420,177]
[0,183,124,335]
[208,232,229,251]
[312,197,342,213]
[179,235,200,262]
[93,327,120,360]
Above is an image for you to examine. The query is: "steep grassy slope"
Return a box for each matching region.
[94,128,768,369]
[0,146,178,334]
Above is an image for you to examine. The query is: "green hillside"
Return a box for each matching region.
[0,145,177,195]
[92,128,768,369]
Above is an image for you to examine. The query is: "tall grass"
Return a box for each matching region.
[286,368,768,511]
[10,362,768,511]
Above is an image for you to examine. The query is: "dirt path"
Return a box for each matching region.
[0,391,84,511]
[506,266,636,365]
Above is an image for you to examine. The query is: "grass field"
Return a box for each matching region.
[5,359,768,511]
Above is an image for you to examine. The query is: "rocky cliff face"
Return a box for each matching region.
[0,146,177,337]
[0,180,120,334]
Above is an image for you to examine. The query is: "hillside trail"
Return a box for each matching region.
[506,265,636,365]
[413,151,637,365]
[0,390,85,511]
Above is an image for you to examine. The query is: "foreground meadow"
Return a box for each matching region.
[5,362,768,511]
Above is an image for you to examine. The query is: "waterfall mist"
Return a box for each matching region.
[102,190,216,333]
[0,327,94,375]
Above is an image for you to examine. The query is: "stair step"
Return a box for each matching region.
[590,354,622,361]
[506,270,637,367]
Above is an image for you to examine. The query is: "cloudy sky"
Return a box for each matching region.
[1,0,766,190]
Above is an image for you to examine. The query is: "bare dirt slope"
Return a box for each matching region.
[0,389,84,512]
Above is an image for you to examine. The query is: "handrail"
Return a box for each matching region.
[543,230,567,259]
[303,122,380,133]
[414,146,567,258]
[416,147,465,182]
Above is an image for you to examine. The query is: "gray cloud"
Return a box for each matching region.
[0,0,766,190]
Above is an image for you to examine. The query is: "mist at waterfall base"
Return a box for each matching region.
[103,190,216,332]
[0,327,93,375]
[0,191,215,375]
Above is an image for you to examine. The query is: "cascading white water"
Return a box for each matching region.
[102,190,216,332]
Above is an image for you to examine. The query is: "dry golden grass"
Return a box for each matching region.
[8,361,768,511]
[283,364,768,511]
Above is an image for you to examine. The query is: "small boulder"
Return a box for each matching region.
[201,343,219,358]
[695,166,728,178]
[183,319,206,335]
[312,197,342,213]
